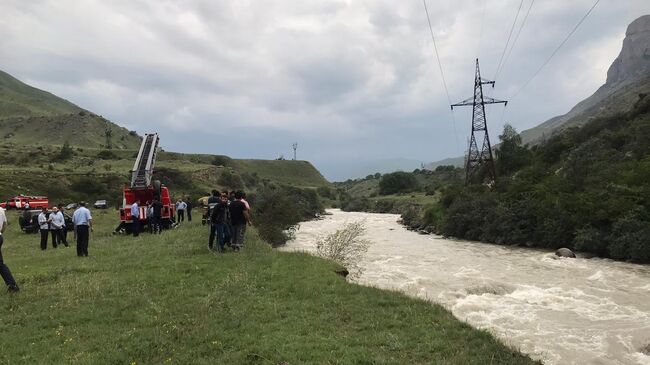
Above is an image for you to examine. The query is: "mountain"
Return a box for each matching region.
[0,70,331,201]
[519,14,650,144]
[0,70,141,149]
[427,14,650,169]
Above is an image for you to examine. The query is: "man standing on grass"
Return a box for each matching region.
[50,206,67,248]
[0,207,19,293]
[176,199,186,223]
[151,197,162,234]
[72,202,93,257]
[131,200,140,237]
[229,191,250,251]
[207,190,219,248]
[38,207,50,250]
[210,193,231,252]
[57,204,69,246]
[186,196,193,223]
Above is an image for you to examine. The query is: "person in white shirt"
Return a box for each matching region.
[0,207,19,292]
[176,199,187,223]
[38,207,50,250]
[50,207,67,248]
[72,202,93,257]
[131,200,140,237]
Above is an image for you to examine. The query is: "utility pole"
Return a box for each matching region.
[451,59,507,185]
[292,142,298,160]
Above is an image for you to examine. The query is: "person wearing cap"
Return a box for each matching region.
[38,207,50,250]
[0,206,19,292]
[72,202,93,257]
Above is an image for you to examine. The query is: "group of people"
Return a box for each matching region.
[207,190,251,252]
[128,196,193,237]
[37,202,93,257]
[1,201,94,293]
[36,203,93,256]
[37,205,69,250]
[1,189,252,293]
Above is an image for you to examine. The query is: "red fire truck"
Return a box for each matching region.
[118,133,176,231]
[0,195,49,210]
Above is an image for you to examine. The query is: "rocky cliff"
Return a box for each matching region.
[519,14,650,144]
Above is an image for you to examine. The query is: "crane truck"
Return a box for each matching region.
[118,133,175,232]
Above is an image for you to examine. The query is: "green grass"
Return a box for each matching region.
[0,211,537,364]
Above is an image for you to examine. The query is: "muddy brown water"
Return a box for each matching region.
[282,210,650,365]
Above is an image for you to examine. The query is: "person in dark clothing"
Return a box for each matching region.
[0,207,19,293]
[151,198,163,234]
[131,200,140,237]
[229,191,250,251]
[186,197,193,222]
[222,190,233,245]
[210,193,231,251]
[207,190,220,249]
[72,202,93,257]
[57,204,69,246]
[37,207,50,250]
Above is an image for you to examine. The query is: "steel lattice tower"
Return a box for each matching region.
[451,59,507,184]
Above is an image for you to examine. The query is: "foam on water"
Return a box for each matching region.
[283,210,650,364]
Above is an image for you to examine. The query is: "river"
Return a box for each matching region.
[282,209,650,365]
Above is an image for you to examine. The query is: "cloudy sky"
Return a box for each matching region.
[1,0,648,180]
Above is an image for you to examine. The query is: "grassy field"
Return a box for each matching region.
[0,210,537,364]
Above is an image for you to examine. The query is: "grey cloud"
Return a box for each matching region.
[0,0,648,180]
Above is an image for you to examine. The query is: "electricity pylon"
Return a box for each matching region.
[292,143,298,160]
[451,59,507,184]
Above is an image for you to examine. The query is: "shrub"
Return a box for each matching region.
[218,170,245,190]
[378,172,419,195]
[51,141,74,162]
[210,155,232,167]
[252,186,323,246]
[316,221,371,279]
[97,150,118,160]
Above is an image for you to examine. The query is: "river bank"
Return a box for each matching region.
[0,210,536,364]
[285,209,650,365]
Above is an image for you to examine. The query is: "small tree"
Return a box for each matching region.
[51,141,74,162]
[316,221,371,279]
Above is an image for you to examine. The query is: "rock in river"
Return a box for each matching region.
[555,248,576,258]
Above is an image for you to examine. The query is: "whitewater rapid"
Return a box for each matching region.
[283,210,650,365]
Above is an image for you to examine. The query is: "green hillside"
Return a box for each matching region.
[0,70,140,149]
[0,144,331,205]
[0,69,330,201]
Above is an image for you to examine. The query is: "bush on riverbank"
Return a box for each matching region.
[251,185,323,246]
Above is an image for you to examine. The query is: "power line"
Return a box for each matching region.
[422,0,460,154]
[500,0,536,78]
[494,0,525,80]
[510,0,601,98]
